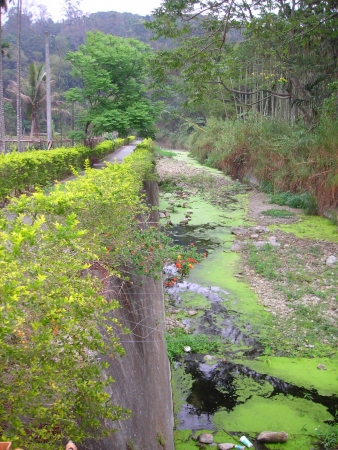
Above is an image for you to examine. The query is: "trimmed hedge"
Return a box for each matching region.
[0,137,135,203]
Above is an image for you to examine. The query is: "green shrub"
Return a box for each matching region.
[135,138,155,153]
[269,191,318,214]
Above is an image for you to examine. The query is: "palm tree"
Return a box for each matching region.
[1,41,10,57]
[8,63,62,139]
[8,63,47,138]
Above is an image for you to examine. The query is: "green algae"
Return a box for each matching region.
[174,430,197,450]
[213,394,332,435]
[216,374,273,402]
[161,193,245,228]
[272,215,338,243]
[233,374,273,401]
[172,364,193,416]
[189,246,269,334]
[235,357,338,396]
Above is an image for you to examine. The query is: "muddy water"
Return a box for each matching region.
[160,152,338,450]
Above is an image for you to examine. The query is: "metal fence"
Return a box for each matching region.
[1,137,104,153]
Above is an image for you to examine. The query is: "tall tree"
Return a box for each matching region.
[7,63,61,138]
[9,63,46,137]
[66,31,162,137]
[148,0,338,123]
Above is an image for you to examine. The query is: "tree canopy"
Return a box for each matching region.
[66,31,162,137]
[148,0,338,123]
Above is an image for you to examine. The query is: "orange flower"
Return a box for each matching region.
[188,264,194,269]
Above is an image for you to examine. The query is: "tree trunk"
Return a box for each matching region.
[0,8,5,153]
[45,31,52,142]
[30,109,40,138]
[16,0,22,151]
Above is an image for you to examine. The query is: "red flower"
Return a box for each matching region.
[175,262,181,269]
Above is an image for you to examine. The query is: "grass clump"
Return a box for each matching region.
[262,208,295,218]
[269,191,318,214]
[261,209,295,218]
[316,424,338,449]
[155,146,177,158]
[248,244,282,280]
[159,178,183,193]
[165,328,224,361]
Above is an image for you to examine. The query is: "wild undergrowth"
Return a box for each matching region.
[165,328,225,362]
[188,115,338,214]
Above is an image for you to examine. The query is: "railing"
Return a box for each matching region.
[0,137,105,153]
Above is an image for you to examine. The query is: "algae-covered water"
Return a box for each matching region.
[160,151,338,450]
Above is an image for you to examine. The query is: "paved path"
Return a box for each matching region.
[93,140,142,168]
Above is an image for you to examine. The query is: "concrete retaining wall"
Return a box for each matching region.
[87,181,174,450]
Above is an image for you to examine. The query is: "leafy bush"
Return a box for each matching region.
[269,191,318,214]
[0,141,159,449]
[134,138,155,152]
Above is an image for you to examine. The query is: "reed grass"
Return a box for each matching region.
[188,115,338,214]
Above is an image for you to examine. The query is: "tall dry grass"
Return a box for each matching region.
[188,115,338,214]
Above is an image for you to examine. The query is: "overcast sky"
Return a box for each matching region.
[29,0,163,20]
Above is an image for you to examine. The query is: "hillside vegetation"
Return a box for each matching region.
[187,116,338,215]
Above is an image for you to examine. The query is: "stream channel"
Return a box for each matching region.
[159,151,338,450]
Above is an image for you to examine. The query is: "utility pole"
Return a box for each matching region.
[0,5,5,153]
[45,31,52,146]
[16,0,22,151]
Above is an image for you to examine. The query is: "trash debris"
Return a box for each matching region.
[257,431,288,442]
[218,444,235,450]
[239,436,253,448]
[65,441,78,450]
[183,346,191,352]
